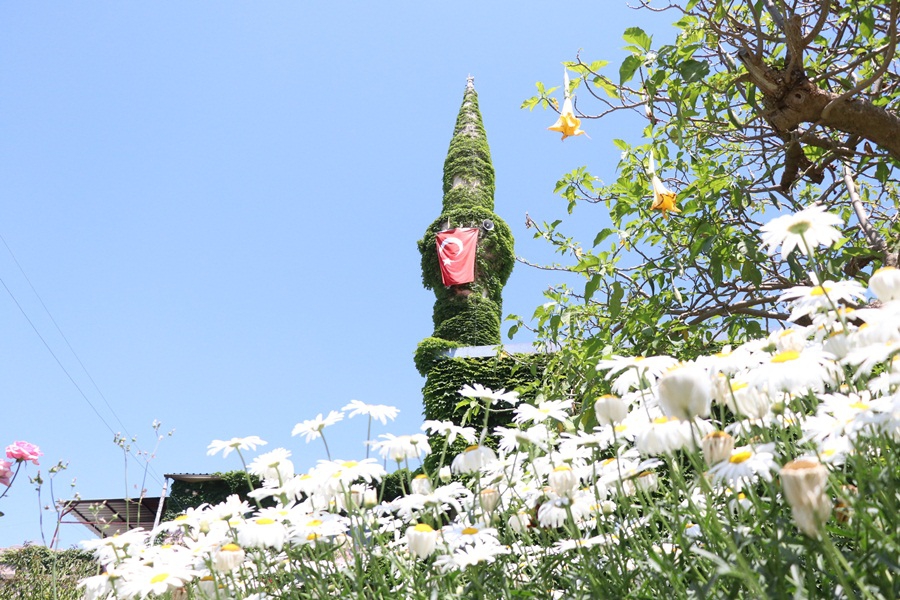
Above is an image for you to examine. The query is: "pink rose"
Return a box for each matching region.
[0,460,12,486]
[6,441,42,465]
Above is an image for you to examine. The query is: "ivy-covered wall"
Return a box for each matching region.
[162,471,263,521]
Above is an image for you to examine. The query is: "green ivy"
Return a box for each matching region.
[432,295,501,346]
[162,470,264,521]
[422,353,550,426]
[0,546,98,600]
[442,86,495,202]
[414,337,463,377]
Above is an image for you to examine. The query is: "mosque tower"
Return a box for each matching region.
[416,77,517,426]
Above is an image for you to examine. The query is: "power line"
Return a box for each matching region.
[0,234,164,488]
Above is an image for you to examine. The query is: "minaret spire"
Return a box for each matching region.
[417,78,514,350]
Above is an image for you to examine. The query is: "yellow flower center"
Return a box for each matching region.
[341,461,358,468]
[729,451,753,464]
[256,518,275,525]
[810,285,829,296]
[462,527,479,535]
[653,416,677,425]
[614,425,628,433]
[307,519,323,527]
[221,543,241,552]
[787,221,810,235]
[553,465,572,472]
[731,382,748,392]
[849,402,869,410]
[875,266,897,275]
[150,573,169,584]
[174,515,189,521]
[464,445,480,452]
[414,474,429,480]
[413,523,434,533]
[771,350,800,363]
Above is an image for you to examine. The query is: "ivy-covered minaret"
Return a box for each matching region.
[416,77,515,375]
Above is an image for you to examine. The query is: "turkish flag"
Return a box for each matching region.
[436,227,479,286]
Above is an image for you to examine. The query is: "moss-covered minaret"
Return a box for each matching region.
[416,78,514,358]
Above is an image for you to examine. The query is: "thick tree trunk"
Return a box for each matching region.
[737,50,900,161]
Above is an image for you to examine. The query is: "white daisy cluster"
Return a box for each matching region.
[79,208,900,598]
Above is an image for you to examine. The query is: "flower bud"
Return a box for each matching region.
[781,459,831,538]
[594,394,628,425]
[479,488,501,513]
[214,543,245,572]
[406,523,438,559]
[702,431,735,466]
[439,466,452,483]
[657,364,711,419]
[869,266,900,302]
[410,474,433,495]
[548,465,578,496]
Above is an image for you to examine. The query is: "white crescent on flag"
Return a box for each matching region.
[438,236,464,264]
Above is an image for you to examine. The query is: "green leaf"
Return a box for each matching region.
[592,76,619,98]
[608,282,624,319]
[593,228,615,247]
[585,274,602,302]
[622,27,652,52]
[507,324,519,339]
[859,8,874,39]
[619,55,642,85]
[678,59,709,83]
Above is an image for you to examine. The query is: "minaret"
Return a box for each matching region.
[417,77,514,350]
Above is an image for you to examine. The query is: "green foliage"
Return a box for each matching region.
[162,470,263,521]
[0,546,98,600]
[442,86,494,204]
[422,353,549,426]
[379,467,417,503]
[432,295,501,347]
[517,1,900,399]
[414,336,462,377]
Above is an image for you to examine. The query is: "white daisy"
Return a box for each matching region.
[760,204,843,261]
[341,399,399,425]
[596,354,679,395]
[206,435,267,458]
[708,443,778,490]
[291,411,344,443]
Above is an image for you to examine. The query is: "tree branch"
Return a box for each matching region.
[842,164,896,267]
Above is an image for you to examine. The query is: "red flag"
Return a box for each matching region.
[436,227,479,286]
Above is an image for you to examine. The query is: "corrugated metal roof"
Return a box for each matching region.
[63,497,162,538]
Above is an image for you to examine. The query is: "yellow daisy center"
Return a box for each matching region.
[462,527,479,535]
[729,451,753,464]
[413,523,434,533]
[150,573,169,584]
[771,350,800,363]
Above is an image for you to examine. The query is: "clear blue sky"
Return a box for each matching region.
[0,2,672,547]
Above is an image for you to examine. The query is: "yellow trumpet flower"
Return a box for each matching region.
[649,156,680,219]
[548,70,585,141]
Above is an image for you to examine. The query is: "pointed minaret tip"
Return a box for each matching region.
[466,74,475,90]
